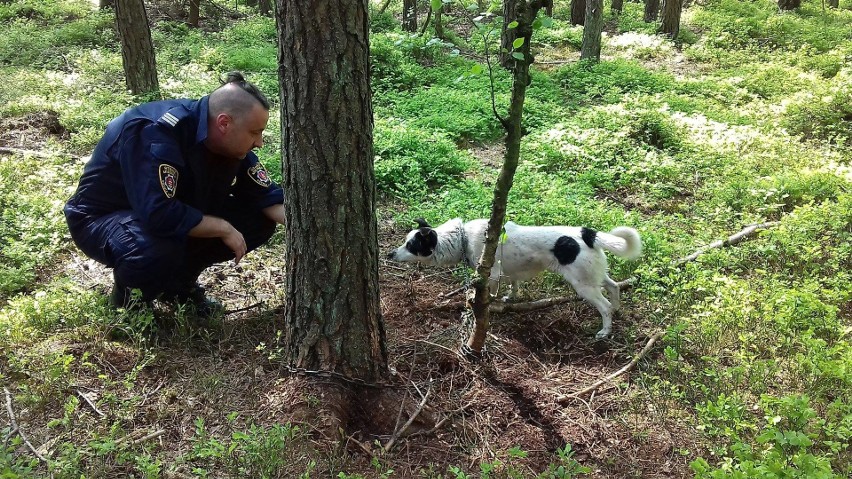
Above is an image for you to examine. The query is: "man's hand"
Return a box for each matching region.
[222,227,247,264]
[188,215,247,264]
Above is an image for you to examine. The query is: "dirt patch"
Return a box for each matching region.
[0,110,68,151]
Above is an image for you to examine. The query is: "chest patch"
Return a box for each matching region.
[248,163,271,187]
[159,164,179,198]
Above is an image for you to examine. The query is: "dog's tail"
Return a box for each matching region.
[595,227,642,259]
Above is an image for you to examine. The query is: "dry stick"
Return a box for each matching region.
[677,222,780,264]
[74,388,105,418]
[489,296,583,313]
[130,429,165,446]
[556,331,664,403]
[3,387,48,463]
[383,386,432,453]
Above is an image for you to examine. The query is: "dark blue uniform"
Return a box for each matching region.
[64,96,283,299]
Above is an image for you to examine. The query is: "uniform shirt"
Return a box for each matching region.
[67,96,284,238]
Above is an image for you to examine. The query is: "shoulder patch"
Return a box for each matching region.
[159,164,179,198]
[158,112,181,128]
[248,163,271,187]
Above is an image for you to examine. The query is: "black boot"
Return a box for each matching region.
[166,283,223,320]
[109,282,149,310]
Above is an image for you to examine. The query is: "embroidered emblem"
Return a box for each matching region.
[159,164,179,198]
[248,163,271,187]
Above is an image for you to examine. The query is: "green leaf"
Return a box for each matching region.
[470,64,484,75]
[532,18,542,30]
[511,52,524,60]
[431,0,442,10]
[507,21,519,29]
[541,16,553,28]
[512,37,525,49]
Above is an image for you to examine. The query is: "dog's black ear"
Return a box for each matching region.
[414,218,431,229]
[417,227,432,237]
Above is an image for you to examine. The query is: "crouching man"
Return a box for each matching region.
[64,72,285,318]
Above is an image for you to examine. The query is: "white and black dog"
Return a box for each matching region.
[387,218,642,339]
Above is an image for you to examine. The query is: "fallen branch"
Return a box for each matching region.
[557,331,664,403]
[489,296,581,313]
[4,387,48,463]
[74,388,105,418]
[130,429,165,446]
[677,222,779,264]
[383,386,432,452]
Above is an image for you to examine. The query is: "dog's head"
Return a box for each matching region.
[387,218,439,263]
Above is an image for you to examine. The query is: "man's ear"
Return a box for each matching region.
[215,113,233,133]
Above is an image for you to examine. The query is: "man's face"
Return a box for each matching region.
[219,105,269,159]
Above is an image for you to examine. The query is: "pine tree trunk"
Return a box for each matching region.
[644,0,660,22]
[276,0,386,383]
[612,0,624,14]
[403,0,418,32]
[571,0,586,25]
[659,0,682,39]
[114,0,158,95]
[580,0,603,61]
[778,0,801,9]
[188,0,200,27]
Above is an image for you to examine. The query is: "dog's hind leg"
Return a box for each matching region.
[566,278,615,339]
[603,276,621,311]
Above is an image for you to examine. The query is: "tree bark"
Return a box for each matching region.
[276,0,386,384]
[827,0,839,7]
[570,0,586,25]
[434,4,444,39]
[114,0,158,96]
[99,0,114,9]
[778,0,801,9]
[658,0,682,39]
[644,0,660,22]
[188,0,200,27]
[468,0,550,354]
[612,0,623,14]
[500,0,519,68]
[259,0,272,15]
[403,0,418,32]
[580,0,603,61]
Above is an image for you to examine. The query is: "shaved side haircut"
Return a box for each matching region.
[209,71,270,121]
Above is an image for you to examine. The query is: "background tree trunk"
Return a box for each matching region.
[434,4,444,39]
[580,0,603,61]
[778,0,801,9]
[570,0,586,25]
[403,0,418,32]
[827,0,838,7]
[99,0,114,9]
[612,0,623,14]
[188,0,200,27]
[500,0,519,68]
[659,0,682,39]
[644,0,660,22]
[276,0,386,384]
[114,0,158,95]
[259,0,272,15]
